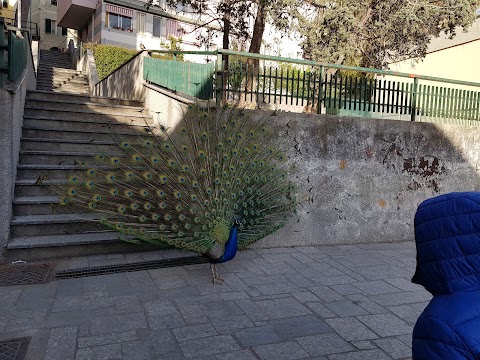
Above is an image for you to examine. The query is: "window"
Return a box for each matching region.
[45,19,56,34]
[107,12,132,32]
[137,13,145,34]
[45,19,67,35]
[153,16,161,38]
[153,17,166,38]
[51,0,57,5]
[2,1,8,8]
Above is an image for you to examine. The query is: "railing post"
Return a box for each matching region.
[411,77,418,121]
[215,52,223,108]
[0,17,5,88]
[317,65,324,114]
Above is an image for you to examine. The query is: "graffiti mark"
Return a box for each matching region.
[403,157,446,177]
[378,199,386,208]
[339,160,347,170]
[365,147,375,159]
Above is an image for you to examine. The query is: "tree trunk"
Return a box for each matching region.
[244,2,266,106]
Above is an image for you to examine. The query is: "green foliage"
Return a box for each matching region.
[299,0,480,69]
[152,36,185,61]
[84,43,138,80]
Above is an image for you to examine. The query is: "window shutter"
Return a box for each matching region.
[62,27,67,36]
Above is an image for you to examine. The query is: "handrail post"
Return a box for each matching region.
[411,77,419,121]
[215,52,223,107]
[317,65,324,114]
[0,17,5,88]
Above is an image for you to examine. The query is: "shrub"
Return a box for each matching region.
[84,43,139,80]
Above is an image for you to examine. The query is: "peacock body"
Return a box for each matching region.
[58,106,296,280]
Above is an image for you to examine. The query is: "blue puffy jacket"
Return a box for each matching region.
[412,192,480,360]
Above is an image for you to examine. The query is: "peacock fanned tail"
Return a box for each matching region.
[57,106,296,256]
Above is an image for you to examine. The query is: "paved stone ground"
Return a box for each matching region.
[0,242,431,360]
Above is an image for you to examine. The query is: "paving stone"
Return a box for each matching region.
[396,335,413,348]
[351,340,377,350]
[346,294,389,314]
[312,275,357,286]
[291,291,320,302]
[325,300,369,317]
[255,297,312,319]
[121,340,154,360]
[55,279,83,297]
[75,343,122,360]
[143,299,178,317]
[220,291,250,300]
[353,281,401,295]
[253,341,310,360]
[235,325,282,347]
[334,255,387,268]
[16,283,56,310]
[374,338,412,359]
[46,310,91,328]
[330,284,362,295]
[270,315,332,339]
[297,333,354,356]
[113,295,143,314]
[255,281,302,295]
[385,278,424,292]
[369,291,432,307]
[144,329,178,355]
[90,313,148,335]
[211,314,254,332]
[176,303,209,325]
[310,286,344,302]
[154,275,189,290]
[235,299,270,322]
[53,292,114,312]
[78,331,137,348]
[215,349,258,360]
[147,313,186,330]
[179,335,240,358]
[305,302,336,318]
[409,302,430,312]
[201,300,244,318]
[44,326,77,360]
[388,305,422,325]
[325,317,378,341]
[357,314,412,337]
[327,349,392,360]
[173,323,218,341]
[354,265,412,280]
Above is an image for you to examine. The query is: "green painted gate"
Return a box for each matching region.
[144,57,214,100]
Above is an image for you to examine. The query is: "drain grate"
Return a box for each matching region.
[0,263,54,286]
[55,255,208,279]
[0,338,30,360]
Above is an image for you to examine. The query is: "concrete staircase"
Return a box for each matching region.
[7,53,158,261]
[37,50,89,94]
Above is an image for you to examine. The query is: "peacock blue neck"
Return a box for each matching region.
[215,225,238,264]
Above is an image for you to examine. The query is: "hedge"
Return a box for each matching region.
[84,43,138,80]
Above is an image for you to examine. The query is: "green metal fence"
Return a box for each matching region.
[144,56,215,100]
[0,17,30,88]
[145,49,480,125]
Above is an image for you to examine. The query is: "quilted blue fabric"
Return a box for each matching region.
[412,192,480,360]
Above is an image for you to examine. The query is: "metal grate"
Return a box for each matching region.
[0,338,30,360]
[0,263,54,286]
[55,256,208,280]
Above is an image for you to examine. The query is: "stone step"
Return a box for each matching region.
[36,77,88,85]
[15,179,68,197]
[10,213,106,237]
[22,122,155,141]
[19,149,126,165]
[20,137,130,153]
[25,101,147,117]
[23,107,151,123]
[13,196,91,216]
[6,232,148,261]
[26,90,144,107]
[37,67,82,75]
[36,89,91,95]
[16,163,134,180]
[23,116,152,131]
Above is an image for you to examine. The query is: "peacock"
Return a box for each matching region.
[58,106,296,283]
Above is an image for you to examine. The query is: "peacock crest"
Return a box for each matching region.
[58,106,296,257]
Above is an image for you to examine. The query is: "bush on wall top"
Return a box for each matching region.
[84,43,138,80]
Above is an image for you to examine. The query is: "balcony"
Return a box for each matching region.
[57,0,97,29]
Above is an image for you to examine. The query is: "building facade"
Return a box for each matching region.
[58,0,220,56]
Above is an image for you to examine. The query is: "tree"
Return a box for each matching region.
[299,0,480,69]
[145,0,300,55]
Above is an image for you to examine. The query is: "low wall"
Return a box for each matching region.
[78,49,100,95]
[0,40,37,259]
[250,112,480,247]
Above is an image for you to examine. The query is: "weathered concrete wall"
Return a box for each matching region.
[0,41,37,259]
[78,49,100,95]
[247,112,480,247]
[95,51,147,100]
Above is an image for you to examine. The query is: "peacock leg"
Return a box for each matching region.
[213,264,224,283]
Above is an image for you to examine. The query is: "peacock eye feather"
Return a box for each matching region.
[111,158,121,165]
[151,213,159,220]
[60,197,68,205]
[159,175,168,184]
[172,224,179,231]
[159,224,167,230]
[150,156,160,164]
[124,190,133,198]
[175,204,183,212]
[159,202,167,209]
[139,215,147,222]
[177,176,186,184]
[182,165,190,172]
[174,191,182,199]
[143,172,153,181]
[121,142,130,149]
[132,155,141,162]
[200,168,207,176]
[190,194,197,201]
[87,169,96,176]
[179,214,186,221]
[130,203,139,211]
[86,181,95,189]
[189,207,197,214]
[144,202,152,210]
[69,176,78,183]
[168,159,176,167]
[164,214,172,221]
[206,188,213,195]
[156,190,166,198]
[197,151,206,159]
[192,181,199,188]
[93,194,102,202]
[184,223,191,230]
[118,205,126,213]
[163,143,172,151]
[88,202,97,209]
